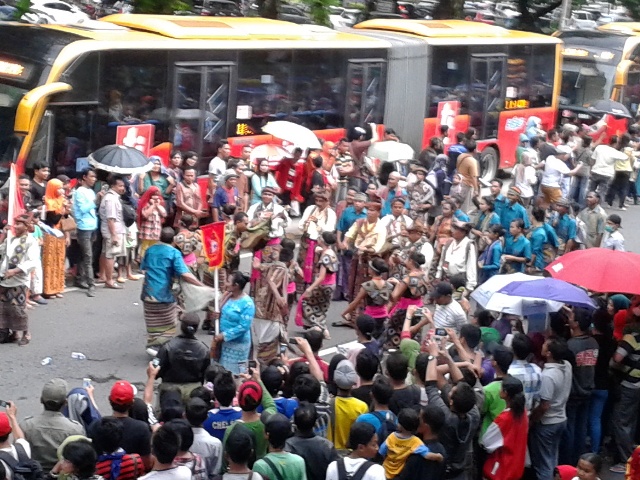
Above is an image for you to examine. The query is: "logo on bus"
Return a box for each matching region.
[505,117,526,132]
[116,125,155,157]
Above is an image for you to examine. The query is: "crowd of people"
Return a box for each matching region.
[2,120,640,480]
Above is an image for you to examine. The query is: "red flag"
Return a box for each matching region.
[200,221,226,270]
[7,164,25,233]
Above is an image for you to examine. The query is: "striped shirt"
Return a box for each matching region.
[433,299,467,334]
[508,360,542,412]
[617,332,640,388]
[95,451,144,480]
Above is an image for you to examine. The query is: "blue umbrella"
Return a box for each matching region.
[498,278,596,310]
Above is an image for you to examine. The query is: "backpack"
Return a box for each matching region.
[371,411,396,443]
[336,458,375,480]
[121,201,136,228]
[0,444,45,480]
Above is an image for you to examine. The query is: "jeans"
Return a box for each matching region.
[588,389,609,454]
[589,173,612,197]
[529,421,566,480]
[559,399,589,466]
[614,384,640,462]
[76,229,96,288]
[569,175,589,207]
[606,171,631,208]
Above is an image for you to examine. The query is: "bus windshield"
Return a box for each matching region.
[560,59,617,108]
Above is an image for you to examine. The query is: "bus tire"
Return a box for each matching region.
[480,146,498,184]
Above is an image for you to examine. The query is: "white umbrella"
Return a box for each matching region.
[367,141,414,162]
[250,144,291,169]
[263,121,322,150]
[471,272,564,316]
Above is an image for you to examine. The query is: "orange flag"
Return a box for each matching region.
[200,221,226,270]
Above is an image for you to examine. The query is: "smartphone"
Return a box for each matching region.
[248,360,257,369]
[238,360,248,375]
[435,328,447,337]
[280,344,287,355]
[151,358,160,368]
[413,307,425,318]
[289,338,298,345]
[83,378,92,389]
[0,400,7,408]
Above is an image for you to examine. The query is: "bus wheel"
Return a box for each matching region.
[480,146,498,184]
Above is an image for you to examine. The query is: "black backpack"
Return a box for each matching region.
[0,444,45,480]
[371,411,397,443]
[336,458,375,480]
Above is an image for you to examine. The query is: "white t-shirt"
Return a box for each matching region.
[541,156,570,188]
[0,440,32,480]
[325,458,386,480]
[140,466,192,480]
[208,156,226,181]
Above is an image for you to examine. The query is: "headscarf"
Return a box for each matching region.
[44,179,65,214]
[136,186,161,228]
[610,294,631,313]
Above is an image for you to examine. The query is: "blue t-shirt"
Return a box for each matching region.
[493,194,508,219]
[551,213,577,243]
[504,235,532,272]
[500,202,530,237]
[337,206,367,233]
[382,189,409,216]
[529,224,559,270]
[258,397,299,419]
[140,243,190,303]
[203,406,243,441]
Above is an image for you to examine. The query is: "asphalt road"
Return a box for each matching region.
[2,188,640,478]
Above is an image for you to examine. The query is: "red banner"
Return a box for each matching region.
[200,221,226,270]
[116,124,155,156]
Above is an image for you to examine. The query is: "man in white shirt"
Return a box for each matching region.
[435,220,477,291]
[538,145,581,209]
[602,213,625,251]
[325,423,386,480]
[430,282,468,334]
[207,140,231,192]
[590,135,628,196]
[246,187,289,240]
[379,197,413,249]
[0,403,31,480]
[186,398,222,478]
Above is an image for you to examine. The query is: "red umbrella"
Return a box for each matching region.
[545,248,640,295]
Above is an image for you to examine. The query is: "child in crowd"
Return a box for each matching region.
[379,408,443,479]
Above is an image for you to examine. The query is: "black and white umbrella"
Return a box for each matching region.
[88,145,154,175]
[589,99,632,119]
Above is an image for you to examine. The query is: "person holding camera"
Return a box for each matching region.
[155,312,210,402]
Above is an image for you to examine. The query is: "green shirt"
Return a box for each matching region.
[222,381,277,470]
[481,379,506,435]
[253,452,308,480]
[400,338,421,370]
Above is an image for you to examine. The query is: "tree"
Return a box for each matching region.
[133,0,190,14]
[302,0,339,25]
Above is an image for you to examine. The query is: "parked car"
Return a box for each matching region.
[0,4,16,19]
[597,13,633,24]
[199,0,242,16]
[278,4,311,23]
[570,10,598,29]
[22,0,89,23]
[329,8,363,28]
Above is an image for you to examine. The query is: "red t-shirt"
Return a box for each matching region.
[482,409,528,480]
[290,356,329,382]
[95,452,144,480]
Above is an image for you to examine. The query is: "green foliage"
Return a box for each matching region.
[619,0,640,19]
[133,0,191,14]
[14,0,31,20]
[301,0,339,25]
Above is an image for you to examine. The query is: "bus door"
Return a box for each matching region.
[468,54,506,139]
[345,59,386,128]
[172,62,235,160]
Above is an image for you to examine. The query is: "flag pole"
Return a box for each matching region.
[214,267,220,336]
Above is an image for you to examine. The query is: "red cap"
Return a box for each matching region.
[238,381,262,408]
[109,381,135,405]
[0,413,11,436]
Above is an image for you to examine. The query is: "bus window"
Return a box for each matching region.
[26,110,54,171]
[560,63,608,108]
[427,46,469,118]
[54,53,100,104]
[0,83,25,167]
[173,63,233,161]
[290,50,345,131]
[237,50,292,131]
[345,59,385,128]
[623,68,640,116]
[469,54,506,138]
[530,45,556,107]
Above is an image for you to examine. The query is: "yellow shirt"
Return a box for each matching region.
[382,433,424,479]
[328,396,369,450]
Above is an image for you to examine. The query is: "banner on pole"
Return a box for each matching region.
[200,221,226,270]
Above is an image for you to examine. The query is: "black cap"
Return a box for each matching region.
[429,282,453,299]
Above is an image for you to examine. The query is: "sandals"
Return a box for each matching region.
[105,283,123,290]
[331,321,354,328]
